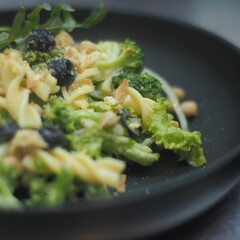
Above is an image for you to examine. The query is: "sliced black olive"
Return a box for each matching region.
[38,125,64,149]
[26,29,56,52]
[0,122,19,143]
[118,109,140,136]
[48,58,76,86]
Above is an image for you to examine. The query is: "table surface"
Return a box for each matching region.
[0,1,240,240]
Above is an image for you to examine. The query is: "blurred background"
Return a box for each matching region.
[0,0,239,240]
[1,0,240,48]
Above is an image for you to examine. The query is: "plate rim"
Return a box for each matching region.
[0,7,239,216]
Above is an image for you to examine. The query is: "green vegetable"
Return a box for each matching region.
[0,163,22,210]
[0,109,15,124]
[83,184,110,200]
[26,168,74,208]
[89,101,112,112]
[67,128,159,166]
[147,98,206,167]
[43,96,102,133]
[66,128,103,158]
[0,4,107,51]
[112,71,162,101]
[102,132,159,166]
[95,39,144,81]
[22,48,63,69]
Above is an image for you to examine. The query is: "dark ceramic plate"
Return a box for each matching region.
[0,8,240,240]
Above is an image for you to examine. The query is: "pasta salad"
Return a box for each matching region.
[0,4,206,209]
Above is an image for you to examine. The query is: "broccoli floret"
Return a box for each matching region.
[22,48,63,71]
[102,132,159,166]
[66,128,103,158]
[67,128,159,166]
[43,96,102,133]
[95,39,144,81]
[82,183,110,200]
[112,71,162,101]
[89,101,112,112]
[26,168,74,208]
[0,163,22,210]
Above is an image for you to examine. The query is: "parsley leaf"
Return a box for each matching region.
[0,3,107,51]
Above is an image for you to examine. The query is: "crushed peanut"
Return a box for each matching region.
[3,155,24,172]
[181,101,198,117]
[99,111,118,129]
[129,122,140,129]
[114,80,128,104]
[170,120,179,128]
[9,129,47,158]
[165,98,174,113]
[64,47,82,73]
[104,96,118,106]
[117,174,126,193]
[55,30,74,47]
[77,41,96,54]
[172,86,185,100]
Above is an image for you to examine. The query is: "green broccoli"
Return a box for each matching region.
[43,96,102,133]
[112,71,162,101]
[67,128,159,166]
[26,168,74,208]
[22,48,63,71]
[82,183,110,200]
[0,163,22,210]
[95,39,144,81]
[147,98,206,167]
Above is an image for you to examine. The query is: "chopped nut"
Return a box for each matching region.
[117,174,126,193]
[181,101,198,117]
[100,111,118,129]
[55,30,74,47]
[114,80,128,104]
[129,122,140,129]
[64,47,82,73]
[79,78,93,87]
[10,130,47,158]
[165,98,174,113]
[3,155,25,172]
[104,96,118,106]
[112,107,120,114]
[170,120,179,128]
[77,41,96,54]
[172,86,186,100]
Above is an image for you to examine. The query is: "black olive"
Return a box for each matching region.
[48,58,76,86]
[26,29,56,52]
[38,125,64,149]
[0,122,19,143]
[118,109,140,136]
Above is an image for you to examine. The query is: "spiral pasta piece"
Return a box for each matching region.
[63,79,94,109]
[62,46,101,109]
[123,87,155,123]
[22,147,126,190]
[0,49,60,128]
[0,54,41,128]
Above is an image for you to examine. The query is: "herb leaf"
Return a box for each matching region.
[22,3,52,36]
[76,4,107,29]
[0,4,107,51]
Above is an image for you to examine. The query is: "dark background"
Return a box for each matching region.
[0,1,239,239]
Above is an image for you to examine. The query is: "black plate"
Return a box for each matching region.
[0,8,240,240]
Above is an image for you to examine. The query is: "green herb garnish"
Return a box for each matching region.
[0,3,107,51]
